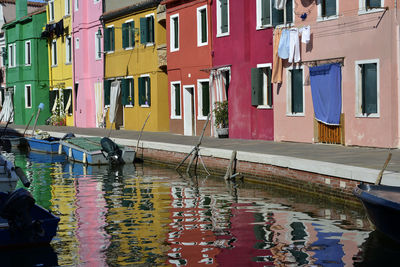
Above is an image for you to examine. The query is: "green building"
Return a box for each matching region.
[3,0,50,125]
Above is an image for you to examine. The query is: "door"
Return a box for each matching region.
[316,114,344,144]
[183,86,195,136]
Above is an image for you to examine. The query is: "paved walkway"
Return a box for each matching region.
[6,124,400,186]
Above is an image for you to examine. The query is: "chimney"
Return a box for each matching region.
[16,0,28,20]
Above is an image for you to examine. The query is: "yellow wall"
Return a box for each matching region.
[47,0,74,126]
[105,7,169,132]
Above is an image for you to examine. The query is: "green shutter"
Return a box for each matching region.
[291,69,303,113]
[111,27,115,51]
[362,63,377,114]
[267,67,272,106]
[104,28,110,51]
[130,21,135,47]
[140,17,148,44]
[220,0,228,33]
[121,79,128,105]
[325,0,336,17]
[251,68,264,106]
[138,77,145,105]
[149,16,154,43]
[285,0,293,24]
[146,77,151,106]
[175,84,180,116]
[122,23,129,48]
[2,47,6,66]
[104,80,111,106]
[174,17,179,49]
[202,82,210,116]
[272,1,284,26]
[201,9,207,43]
[261,0,271,25]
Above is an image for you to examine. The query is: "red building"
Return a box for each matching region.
[163,0,212,136]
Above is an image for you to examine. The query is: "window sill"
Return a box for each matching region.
[256,25,272,30]
[355,113,380,118]
[51,64,58,68]
[106,51,115,54]
[257,105,272,110]
[216,32,230,38]
[124,47,134,51]
[24,64,31,67]
[95,57,102,61]
[286,113,305,117]
[170,48,179,52]
[171,116,182,119]
[275,23,294,29]
[145,43,155,47]
[64,14,71,19]
[358,8,386,16]
[124,105,134,108]
[65,62,72,65]
[317,15,338,22]
[197,42,208,47]
[141,104,150,108]
[197,116,208,120]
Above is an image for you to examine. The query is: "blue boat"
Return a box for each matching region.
[0,188,60,247]
[26,137,60,154]
[353,183,400,243]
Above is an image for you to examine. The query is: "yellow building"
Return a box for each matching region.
[44,0,74,126]
[101,1,169,132]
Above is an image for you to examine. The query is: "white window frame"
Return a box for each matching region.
[170,14,179,52]
[145,13,155,47]
[197,79,210,120]
[359,0,385,15]
[170,81,182,119]
[216,0,230,37]
[75,37,80,49]
[74,0,78,11]
[94,0,100,3]
[106,25,115,53]
[25,41,31,66]
[317,0,339,21]
[124,19,135,50]
[66,36,72,64]
[286,65,305,116]
[140,74,151,107]
[197,5,208,47]
[51,39,57,66]
[95,32,101,60]
[49,0,55,21]
[25,84,32,108]
[65,0,70,16]
[124,76,134,108]
[8,43,16,68]
[256,63,273,109]
[355,59,380,118]
[256,0,272,29]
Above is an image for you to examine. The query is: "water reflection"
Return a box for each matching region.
[0,244,58,267]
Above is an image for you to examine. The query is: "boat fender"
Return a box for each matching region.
[14,167,30,188]
[100,137,123,165]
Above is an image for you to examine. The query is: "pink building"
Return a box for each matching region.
[72,0,104,128]
[273,0,400,148]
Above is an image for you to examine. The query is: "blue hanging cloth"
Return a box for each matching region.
[309,63,342,125]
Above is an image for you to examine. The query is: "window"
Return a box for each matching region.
[140,15,155,45]
[170,14,179,52]
[121,78,134,106]
[104,26,115,52]
[171,81,181,119]
[49,0,55,21]
[63,88,73,115]
[356,60,379,116]
[66,36,72,63]
[51,39,57,66]
[75,37,80,49]
[256,0,271,29]
[65,0,70,16]
[359,0,384,12]
[257,0,293,27]
[104,80,111,106]
[75,0,78,11]
[197,80,210,119]
[287,67,304,115]
[318,0,338,19]
[122,20,135,49]
[251,64,272,108]
[95,32,101,59]
[8,43,16,68]
[25,85,32,108]
[197,6,208,46]
[25,41,31,66]
[216,0,229,36]
[138,75,151,106]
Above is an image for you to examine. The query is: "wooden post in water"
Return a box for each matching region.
[375,151,392,185]
[136,112,151,153]
[31,103,44,136]
[224,150,237,180]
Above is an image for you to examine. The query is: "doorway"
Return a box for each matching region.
[183,85,195,136]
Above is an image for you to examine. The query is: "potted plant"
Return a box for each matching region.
[214,100,229,138]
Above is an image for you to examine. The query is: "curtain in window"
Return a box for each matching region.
[94,81,104,127]
[0,90,13,123]
[209,68,229,136]
[309,63,342,125]
[109,81,121,124]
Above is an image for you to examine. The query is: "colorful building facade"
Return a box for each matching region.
[72,0,103,128]
[101,0,169,132]
[211,0,275,140]
[163,0,212,136]
[3,0,50,125]
[273,0,400,148]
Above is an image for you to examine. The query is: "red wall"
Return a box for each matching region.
[211,0,274,140]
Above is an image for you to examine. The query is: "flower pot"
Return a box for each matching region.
[216,127,229,138]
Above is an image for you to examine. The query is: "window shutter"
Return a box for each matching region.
[130,21,135,47]
[111,27,115,51]
[129,78,134,105]
[202,82,210,116]
[285,0,293,24]
[104,80,111,106]
[261,0,271,25]
[325,0,336,17]
[201,9,207,43]
[2,47,7,66]
[104,28,110,51]
[174,17,179,49]
[291,69,303,113]
[220,0,228,33]
[175,84,180,116]
[362,63,377,114]
[121,79,128,105]
[272,2,284,26]
[148,16,154,43]
[138,77,145,105]
[140,17,148,44]
[251,68,264,106]
[146,77,151,106]
[267,67,272,106]
[122,23,129,48]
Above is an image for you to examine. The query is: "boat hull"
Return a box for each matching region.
[353,183,400,243]
[27,138,60,154]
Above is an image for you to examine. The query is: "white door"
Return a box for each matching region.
[183,86,195,136]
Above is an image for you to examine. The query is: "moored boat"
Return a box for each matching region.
[0,154,30,193]
[26,137,60,154]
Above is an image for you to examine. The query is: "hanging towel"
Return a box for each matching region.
[278,29,290,59]
[288,28,300,63]
[309,63,342,125]
[272,28,283,83]
[300,25,311,44]
[274,0,287,10]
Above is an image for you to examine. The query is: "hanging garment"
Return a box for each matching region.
[55,19,64,37]
[109,80,121,124]
[288,28,300,63]
[300,25,311,44]
[278,29,290,59]
[272,28,283,83]
[274,0,287,10]
[309,63,342,125]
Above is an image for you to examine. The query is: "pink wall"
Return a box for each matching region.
[274,0,399,148]
[211,0,274,140]
[72,0,103,128]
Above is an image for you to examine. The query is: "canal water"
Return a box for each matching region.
[4,149,400,266]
